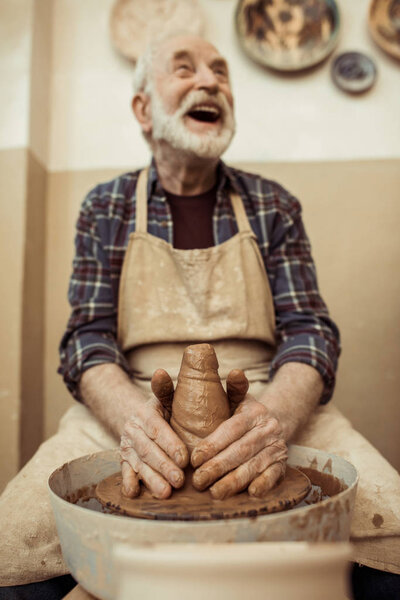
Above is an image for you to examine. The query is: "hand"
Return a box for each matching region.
[191,394,288,500]
[120,369,189,500]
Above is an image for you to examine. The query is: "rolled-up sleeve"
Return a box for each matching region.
[58,192,131,400]
[267,192,340,403]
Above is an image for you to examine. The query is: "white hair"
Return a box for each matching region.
[133,40,158,94]
[133,31,212,94]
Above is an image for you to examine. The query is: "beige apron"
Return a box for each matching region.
[117,167,277,392]
[1,168,400,586]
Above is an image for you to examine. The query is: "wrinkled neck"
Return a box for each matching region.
[153,147,218,195]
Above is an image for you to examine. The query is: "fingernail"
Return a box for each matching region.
[193,470,210,490]
[174,450,185,466]
[191,450,204,468]
[121,484,135,498]
[153,483,169,499]
[248,483,264,498]
[171,470,183,487]
[210,484,226,501]
[121,484,130,497]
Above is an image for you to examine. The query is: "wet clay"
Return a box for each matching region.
[166,344,247,452]
[297,467,346,497]
[79,466,346,516]
[151,368,174,417]
[96,344,315,519]
[95,465,311,521]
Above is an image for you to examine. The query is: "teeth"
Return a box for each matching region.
[191,105,220,114]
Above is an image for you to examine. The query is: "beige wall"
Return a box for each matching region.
[29,0,53,165]
[0,149,27,489]
[0,0,51,491]
[0,0,33,150]
[0,149,46,490]
[44,159,400,473]
[20,152,46,466]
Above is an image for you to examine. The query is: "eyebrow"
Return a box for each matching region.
[171,50,229,72]
[171,50,194,62]
[210,58,229,72]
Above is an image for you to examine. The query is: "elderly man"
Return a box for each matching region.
[4,32,399,600]
[62,32,338,503]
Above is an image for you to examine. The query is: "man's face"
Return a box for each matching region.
[147,35,236,159]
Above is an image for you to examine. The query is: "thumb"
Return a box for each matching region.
[151,368,174,418]
[121,460,140,498]
[226,369,249,414]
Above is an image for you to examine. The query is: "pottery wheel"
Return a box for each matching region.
[96,466,311,521]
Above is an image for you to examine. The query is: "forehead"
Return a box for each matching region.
[153,35,227,71]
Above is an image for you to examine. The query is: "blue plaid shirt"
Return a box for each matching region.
[59,161,340,402]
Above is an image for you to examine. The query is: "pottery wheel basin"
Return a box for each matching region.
[48,445,358,600]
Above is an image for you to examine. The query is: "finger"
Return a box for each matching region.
[191,400,276,469]
[192,425,274,491]
[137,406,189,469]
[248,461,286,498]
[191,411,255,469]
[151,369,174,417]
[121,460,140,498]
[209,444,286,501]
[124,422,185,488]
[226,369,249,414]
[122,447,172,499]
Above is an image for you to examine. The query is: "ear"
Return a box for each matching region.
[132,92,152,135]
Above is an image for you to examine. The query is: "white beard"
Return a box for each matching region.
[149,88,236,159]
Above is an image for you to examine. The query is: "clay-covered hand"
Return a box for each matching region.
[191,395,288,500]
[120,369,189,500]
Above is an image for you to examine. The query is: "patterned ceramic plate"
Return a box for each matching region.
[235,0,341,71]
[369,0,400,60]
[331,51,377,93]
[110,0,205,62]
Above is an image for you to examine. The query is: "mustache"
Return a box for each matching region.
[175,90,232,120]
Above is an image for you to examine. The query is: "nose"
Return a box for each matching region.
[194,65,219,94]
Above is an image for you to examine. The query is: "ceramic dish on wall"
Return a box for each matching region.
[110,0,205,62]
[369,0,400,60]
[331,52,378,93]
[235,0,340,71]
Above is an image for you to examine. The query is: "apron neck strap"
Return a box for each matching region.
[135,167,149,233]
[135,167,252,234]
[230,191,252,233]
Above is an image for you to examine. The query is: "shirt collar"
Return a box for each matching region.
[146,157,241,200]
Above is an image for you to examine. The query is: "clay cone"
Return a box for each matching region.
[170,344,230,453]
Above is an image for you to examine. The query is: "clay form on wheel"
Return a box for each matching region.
[96,343,311,519]
[96,465,311,520]
[169,344,244,452]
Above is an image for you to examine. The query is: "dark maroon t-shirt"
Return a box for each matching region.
[164,185,217,250]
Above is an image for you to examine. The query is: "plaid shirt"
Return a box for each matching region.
[59,160,340,403]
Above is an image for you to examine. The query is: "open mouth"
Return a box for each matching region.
[186,104,221,123]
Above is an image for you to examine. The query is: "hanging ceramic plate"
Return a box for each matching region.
[331,52,377,94]
[235,0,340,71]
[369,0,400,61]
[110,0,205,62]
